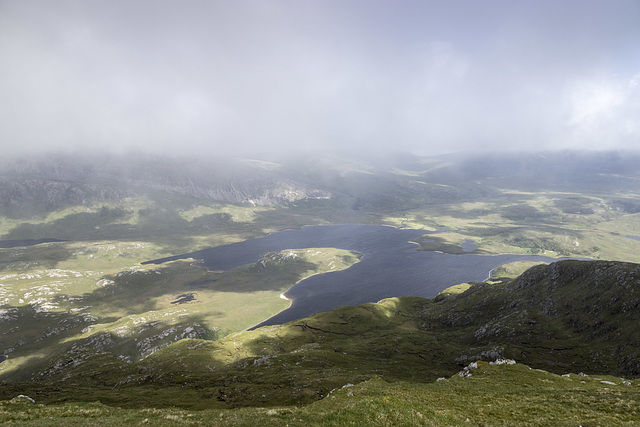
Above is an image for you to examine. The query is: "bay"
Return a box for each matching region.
[144,225,570,327]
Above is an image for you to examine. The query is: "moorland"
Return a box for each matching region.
[1,150,640,425]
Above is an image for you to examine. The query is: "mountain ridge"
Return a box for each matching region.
[3,259,638,412]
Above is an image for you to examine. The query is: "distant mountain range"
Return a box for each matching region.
[3,150,640,218]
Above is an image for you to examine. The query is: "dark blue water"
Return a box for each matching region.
[143,225,569,327]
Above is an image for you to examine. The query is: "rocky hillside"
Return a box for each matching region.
[0,152,329,217]
[5,150,640,219]
[429,260,640,375]
[3,259,638,411]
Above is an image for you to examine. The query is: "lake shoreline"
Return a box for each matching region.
[143,224,578,328]
[245,253,365,331]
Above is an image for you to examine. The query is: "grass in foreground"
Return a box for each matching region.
[1,362,638,426]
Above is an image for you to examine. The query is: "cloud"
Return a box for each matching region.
[1,0,639,157]
[566,73,640,149]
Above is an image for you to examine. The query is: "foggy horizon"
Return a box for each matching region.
[2,0,639,158]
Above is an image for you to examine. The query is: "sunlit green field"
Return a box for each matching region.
[382,191,640,262]
[0,226,360,379]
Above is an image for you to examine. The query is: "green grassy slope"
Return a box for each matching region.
[3,261,639,401]
[1,260,640,425]
[0,245,360,381]
[1,363,638,426]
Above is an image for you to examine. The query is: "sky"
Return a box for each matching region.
[1,0,639,158]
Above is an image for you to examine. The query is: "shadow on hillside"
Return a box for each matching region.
[0,300,216,384]
[1,207,266,254]
[0,242,74,270]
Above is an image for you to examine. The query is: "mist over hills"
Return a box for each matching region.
[0,152,329,217]
[3,149,640,217]
[2,149,640,424]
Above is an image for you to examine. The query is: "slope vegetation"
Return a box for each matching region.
[1,260,638,425]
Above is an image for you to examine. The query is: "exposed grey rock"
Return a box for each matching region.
[458,361,478,377]
[490,358,516,365]
[11,395,35,404]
